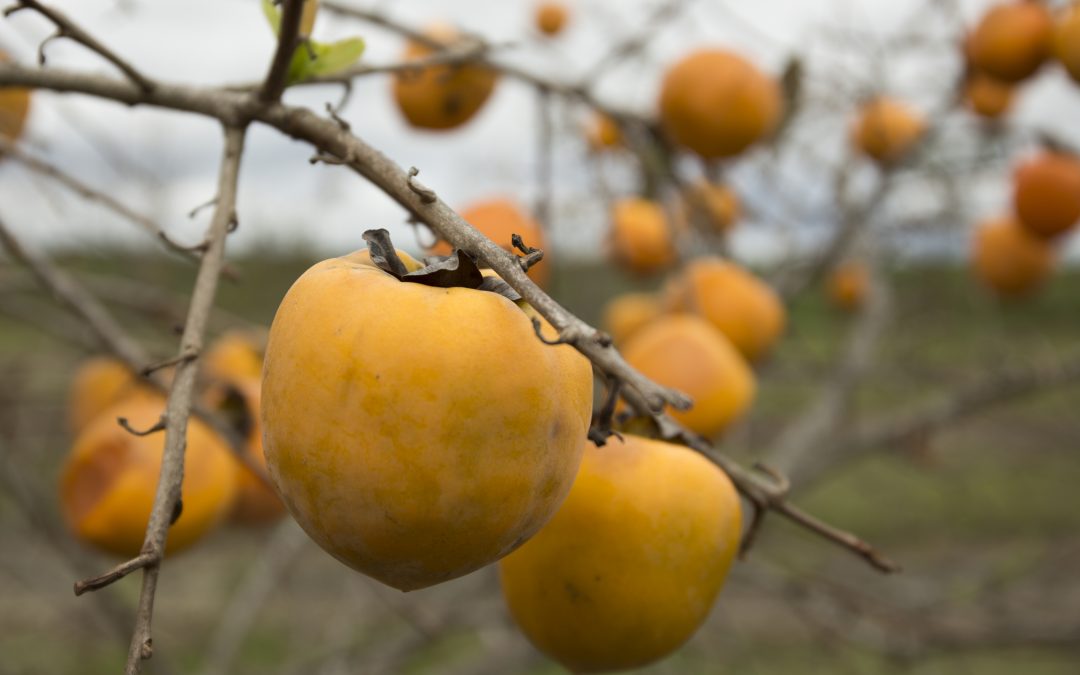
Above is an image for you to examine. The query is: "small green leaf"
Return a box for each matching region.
[286,36,365,85]
[306,38,365,77]
[261,0,281,35]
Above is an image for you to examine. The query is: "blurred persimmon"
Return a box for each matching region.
[1055,3,1080,84]
[972,216,1055,297]
[429,198,550,286]
[964,73,1015,119]
[851,97,926,164]
[392,24,498,130]
[0,50,31,153]
[969,1,1053,83]
[1012,151,1080,239]
[658,49,782,159]
[601,292,664,346]
[67,356,156,434]
[620,314,755,438]
[59,395,238,557]
[827,261,870,312]
[535,2,568,37]
[608,197,676,276]
[680,180,741,233]
[664,257,785,363]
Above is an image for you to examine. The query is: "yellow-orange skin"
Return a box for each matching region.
[665,258,786,363]
[67,356,152,434]
[203,330,265,385]
[205,379,286,526]
[586,114,622,151]
[0,50,31,152]
[964,73,1015,119]
[1055,4,1080,83]
[827,262,870,312]
[621,315,755,438]
[499,434,743,673]
[658,49,782,159]
[970,1,1053,83]
[430,198,550,287]
[681,180,741,233]
[261,248,593,591]
[851,97,926,164]
[535,2,569,36]
[601,292,664,346]
[392,24,498,131]
[609,198,676,276]
[59,396,238,557]
[972,216,1055,297]
[1013,152,1080,239]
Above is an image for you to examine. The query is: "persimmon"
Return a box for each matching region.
[620,315,755,438]
[202,329,265,385]
[586,114,621,151]
[969,1,1053,83]
[664,257,785,363]
[1055,4,1080,83]
[300,0,319,36]
[972,215,1055,297]
[1012,151,1080,239]
[59,395,238,557]
[827,261,870,312]
[67,356,155,434]
[0,50,31,153]
[680,180,741,233]
[600,292,663,346]
[851,97,926,164]
[608,197,676,276]
[429,198,550,286]
[535,2,568,37]
[658,48,782,159]
[499,434,742,673]
[204,379,286,526]
[261,238,592,591]
[964,73,1015,119]
[391,24,498,130]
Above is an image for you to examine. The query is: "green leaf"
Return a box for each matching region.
[261,0,281,35]
[286,36,366,85]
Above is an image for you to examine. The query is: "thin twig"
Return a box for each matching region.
[259,0,306,102]
[120,125,247,675]
[4,0,155,91]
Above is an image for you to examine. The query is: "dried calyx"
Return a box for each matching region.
[362,228,524,302]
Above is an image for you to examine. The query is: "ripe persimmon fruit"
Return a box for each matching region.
[1012,151,1080,239]
[608,197,676,276]
[500,434,743,673]
[972,215,1055,297]
[969,1,1053,83]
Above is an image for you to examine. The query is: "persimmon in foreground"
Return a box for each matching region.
[621,315,755,438]
[261,232,592,591]
[658,48,782,159]
[204,378,286,526]
[0,49,31,151]
[851,97,926,164]
[500,434,742,673]
[665,257,786,363]
[609,197,676,276]
[1012,151,1080,239]
[429,198,550,286]
[392,24,498,130]
[59,396,238,557]
[972,216,1055,297]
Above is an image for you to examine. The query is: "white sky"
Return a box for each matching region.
[1,0,1079,261]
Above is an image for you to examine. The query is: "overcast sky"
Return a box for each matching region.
[1,0,1079,262]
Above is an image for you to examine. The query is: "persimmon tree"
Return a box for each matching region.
[2,0,1080,673]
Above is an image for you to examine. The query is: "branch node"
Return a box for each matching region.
[140,349,197,377]
[407,166,437,204]
[531,317,580,346]
[325,102,351,131]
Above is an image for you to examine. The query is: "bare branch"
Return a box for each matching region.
[4,0,155,92]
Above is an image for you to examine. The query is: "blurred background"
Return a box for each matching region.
[2,0,1080,673]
